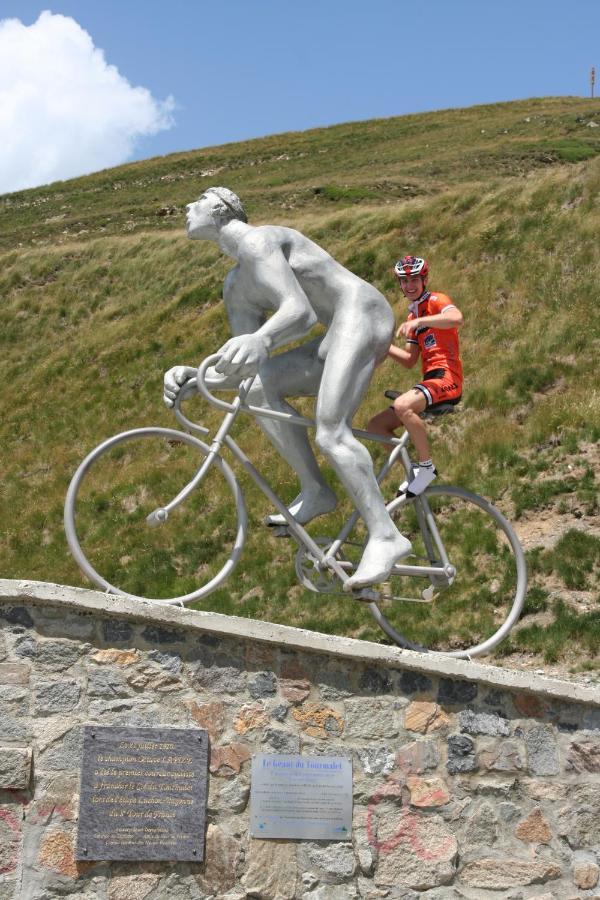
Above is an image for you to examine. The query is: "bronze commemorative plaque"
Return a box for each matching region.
[75,725,208,861]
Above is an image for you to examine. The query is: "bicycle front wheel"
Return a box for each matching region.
[369,485,527,658]
[64,427,247,605]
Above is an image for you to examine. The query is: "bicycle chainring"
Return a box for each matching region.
[294,536,351,594]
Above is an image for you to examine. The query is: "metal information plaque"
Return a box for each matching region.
[76,725,208,861]
[250,754,352,840]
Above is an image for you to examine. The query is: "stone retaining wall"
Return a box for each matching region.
[0,579,599,900]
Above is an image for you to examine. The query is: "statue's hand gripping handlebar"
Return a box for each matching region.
[195,354,256,412]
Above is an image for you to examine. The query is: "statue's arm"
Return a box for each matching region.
[238,235,317,351]
[215,236,317,376]
[223,266,265,336]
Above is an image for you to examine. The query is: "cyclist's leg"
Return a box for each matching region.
[247,337,337,524]
[390,389,437,495]
[313,308,412,589]
[369,388,427,450]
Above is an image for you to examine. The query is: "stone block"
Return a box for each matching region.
[567,740,600,773]
[0,662,30,684]
[87,666,131,699]
[107,872,161,900]
[525,724,560,776]
[193,663,247,694]
[515,806,552,843]
[217,778,250,813]
[242,837,297,899]
[13,635,37,658]
[0,713,32,743]
[186,698,225,741]
[478,739,523,772]
[234,701,269,734]
[446,735,476,774]
[101,619,134,643]
[140,624,186,644]
[458,709,510,736]
[573,852,600,890]
[437,678,478,705]
[557,786,600,849]
[359,666,393,695]
[0,747,32,789]
[458,857,561,889]
[261,727,300,754]
[34,679,81,715]
[0,804,21,878]
[404,701,449,734]
[194,824,241,895]
[0,606,34,628]
[34,639,84,670]
[395,739,440,775]
[38,829,78,878]
[248,670,277,698]
[520,778,567,801]
[147,649,182,675]
[398,670,433,696]
[38,726,83,771]
[27,774,78,823]
[91,648,139,666]
[293,703,345,739]
[306,842,356,882]
[210,742,251,776]
[356,745,396,776]
[513,691,547,718]
[463,801,499,846]
[280,678,311,704]
[406,776,450,808]
[373,810,458,890]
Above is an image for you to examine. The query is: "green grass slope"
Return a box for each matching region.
[1,97,599,668]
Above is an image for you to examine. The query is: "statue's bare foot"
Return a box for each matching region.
[266,488,337,526]
[344,533,412,591]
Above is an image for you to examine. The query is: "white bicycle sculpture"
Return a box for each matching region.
[65,354,527,659]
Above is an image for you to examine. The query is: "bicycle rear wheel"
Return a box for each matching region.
[369,485,527,658]
[64,427,247,605]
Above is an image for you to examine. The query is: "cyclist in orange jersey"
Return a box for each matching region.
[367,256,464,496]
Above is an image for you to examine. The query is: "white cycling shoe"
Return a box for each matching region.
[398,465,437,498]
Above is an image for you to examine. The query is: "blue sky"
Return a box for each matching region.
[1,0,599,192]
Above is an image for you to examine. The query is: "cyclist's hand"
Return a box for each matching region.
[215,333,269,376]
[397,319,419,339]
[163,365,197,408]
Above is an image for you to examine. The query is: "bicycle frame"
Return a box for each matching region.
[150,354,456,601]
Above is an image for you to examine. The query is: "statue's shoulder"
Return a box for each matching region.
[237,224,285,260]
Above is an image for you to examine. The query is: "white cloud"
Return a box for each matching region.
[0,11,175,194]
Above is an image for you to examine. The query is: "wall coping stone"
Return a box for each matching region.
[2,578,599,708]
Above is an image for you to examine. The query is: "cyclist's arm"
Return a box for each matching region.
[387,342,420,369]
[412,305,464,331]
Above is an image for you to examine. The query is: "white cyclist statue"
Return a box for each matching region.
[163,187,412,590]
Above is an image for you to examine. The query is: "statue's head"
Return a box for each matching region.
[185,186,247,240]
[204,187,247,224]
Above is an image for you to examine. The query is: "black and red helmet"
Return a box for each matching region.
[393,256,429,281]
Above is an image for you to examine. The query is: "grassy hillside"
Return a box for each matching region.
[1,97,599,670]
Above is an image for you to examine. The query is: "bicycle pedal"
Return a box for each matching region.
[268,524,292,538]
[351,587,381,603]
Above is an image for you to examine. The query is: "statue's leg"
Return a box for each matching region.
[313,313,412,588]
[248,337,337,524]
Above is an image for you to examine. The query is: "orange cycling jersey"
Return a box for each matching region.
[405,291,463,382]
